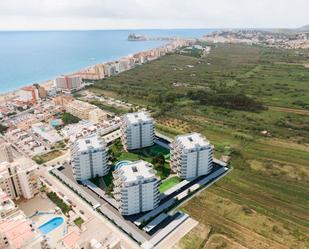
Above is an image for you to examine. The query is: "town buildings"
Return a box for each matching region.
[0,189,17,218]
[88,108,109,123]
[55,75,82,92]
[0,141,14,163]
[0,159,40,200]
[18,86,40,105]
[113,160,160,215]
[31,122,62,144]
[171,133,214,179]
[121,112,155,151]
[65,99,106,121]
[0,210,42,249]
[71,135,108,181]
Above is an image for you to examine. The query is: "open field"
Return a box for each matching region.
[91,43,309,249]
[33,150,65,164]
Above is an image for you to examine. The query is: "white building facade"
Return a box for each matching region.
[171,133,214,179]
[71,135,108,181]
[113,160,160,216]
[121,112,155,151]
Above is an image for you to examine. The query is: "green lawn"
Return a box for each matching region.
[109,139,171,179]
[160,176,182,192]
[73,217,84,228]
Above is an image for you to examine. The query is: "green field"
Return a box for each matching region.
[159,176,182,193]
[90,43,309,249]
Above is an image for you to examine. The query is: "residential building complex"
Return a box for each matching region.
[18,86,40,105]
[88,108,109,123]
[113,160,160,215]
[0,189,17,218]
[55,75,82,91]
[71,135,108,181]
[121,112,155,150]
[65,100,97,120]
[0,160,40,200]
[171,133,214,179]
[0,210,43,249]
[0,141,14,163]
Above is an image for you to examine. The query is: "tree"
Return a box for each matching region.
[152,154,165,169]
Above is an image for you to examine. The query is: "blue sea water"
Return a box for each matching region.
[0,29,215,93]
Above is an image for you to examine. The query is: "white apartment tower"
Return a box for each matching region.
[113,160,160,216]
[71,135,108,181]
[121,112,155,151]
[171,133,214,179]
[0,160,40,200]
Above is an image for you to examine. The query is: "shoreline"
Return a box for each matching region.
[0,38,193,102]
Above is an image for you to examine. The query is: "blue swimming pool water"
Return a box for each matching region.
[50,119,62,127]
[115,160,132,170]
[38,217,64,234]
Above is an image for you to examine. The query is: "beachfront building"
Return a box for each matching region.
[0,159,40,200]
[121,112,155,151]
[18,86,40,105]
[55,75,82,91]
[0,141,14,163]
[113,160,160,215]
[171,133,214,180]
[71,135,108,181]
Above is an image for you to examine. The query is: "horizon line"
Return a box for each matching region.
[0,27,284,32]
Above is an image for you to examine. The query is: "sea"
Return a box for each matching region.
[0,29,216,93]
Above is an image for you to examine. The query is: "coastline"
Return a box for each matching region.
[0,38,193,102]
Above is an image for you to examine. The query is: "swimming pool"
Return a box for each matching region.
[115,160,132,170]
[38,217,64,235]
[50,119,62,127]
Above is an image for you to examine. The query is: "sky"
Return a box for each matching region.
[0,0,308,30]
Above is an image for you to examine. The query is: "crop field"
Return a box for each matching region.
[91,43,309,249]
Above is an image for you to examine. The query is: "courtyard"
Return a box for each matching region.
[90,138,175,196]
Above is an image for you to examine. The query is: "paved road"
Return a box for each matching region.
[39,167,140,249]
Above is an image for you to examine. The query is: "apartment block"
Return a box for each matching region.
[65,100,97,120]
[0,141,14,163]
[121,112,155,150]
[0,189,17,218]
[18,86,40,105]
[88,108,109,123]
[0,160,40,200]
[171,133,214,179]
[113,160,160,215]
[71,135,108,181]
[55,75,82,91]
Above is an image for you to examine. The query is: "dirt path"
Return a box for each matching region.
[268,106,309,116]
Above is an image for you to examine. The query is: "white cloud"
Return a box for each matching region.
[0,0,308,30]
